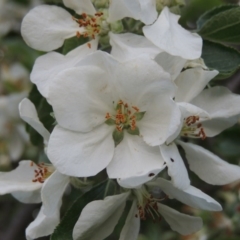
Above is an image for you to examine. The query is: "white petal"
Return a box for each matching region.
[138,0,158,25]
[49,66,114,132]
[160,142,190,190]
[113,57,175,110]
[63,0,96,15]
[154,52,187,81]
[26,206,60,240]
[175,68,219,103]
[177,102,210,119]
[73,192,130,240]
[191,86,240,119]
[143,7,202,59]
[19,98,50,143]
[48,124,115,177]
[107,134,165,188]
[12,190,42,204]
[119,200,140,240]
[42,171,69,217]
[21,5,79,51]
[0,160,42,194]
[138,97,181,146]
[149,178,222,211]
[178,141,240,185]
[200,116,238,137]
[110,32,160,62]
[30,40,98,98]
[157,203,203,235]
[109,0,157,24]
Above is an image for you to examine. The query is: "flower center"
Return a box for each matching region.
[181,115,206,140]
[105,100,145,145]
[30,162,55,183]
[133,186,164,221]
[73,12,107,41]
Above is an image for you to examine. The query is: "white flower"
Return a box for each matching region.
[0,93,28,160]
[17,98,70,240]
[153,53,240,189]
[47,51,181,187]
[72,178,221,240]
[21,0,156,52]
[30,40,98,99]
[143,7,202,59]
[110,7,202,61]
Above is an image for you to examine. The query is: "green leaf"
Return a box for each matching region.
[113,129,124,146]
[62,36,88,55]
[51,180,116,240]
[197,5,238,30]
[198,6,240,43]
[201,40,240,79]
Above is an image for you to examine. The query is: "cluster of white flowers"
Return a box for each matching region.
[1,0,240,239]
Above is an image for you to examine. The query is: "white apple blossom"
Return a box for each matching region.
[72,178,222,240]
[154,53,240,189]
[109,7,202,61]
[17,98,70,240]
[21,0,156,52]
[143,7,202,59]
[47,51,181,187]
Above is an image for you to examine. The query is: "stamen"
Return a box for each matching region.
[30,162,55,183]
[181,115,207,140]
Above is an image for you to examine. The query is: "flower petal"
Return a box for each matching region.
[149,178,222,211]
[175,69,218,102]
[49,66,115,132]
[178,141,240,185]
[12,190,42,204]
[138,97,181,146]
[113,57,175,110]
[73,192,130,240]
[21,5,79,51]
[119,200,140,240]
[191,86,240,118]
[110,32,160,62]
[157,203,203,235]
[63,0,96,15]
[143,7,202,59]
[154,52,187,81]
[42,171,69,217]
[30,40,98,98]
[0,160,42,194]
[159,142,190,190]
[48,124,115,177]
[19,98,50,143]
[26,206,60,240]
[109,0,157,24]
[107,134,165,188]
[200,116,238,137]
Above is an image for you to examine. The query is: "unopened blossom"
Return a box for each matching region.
[21,0,156,52]
[72,178,222,240]
[47,51,181,187]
